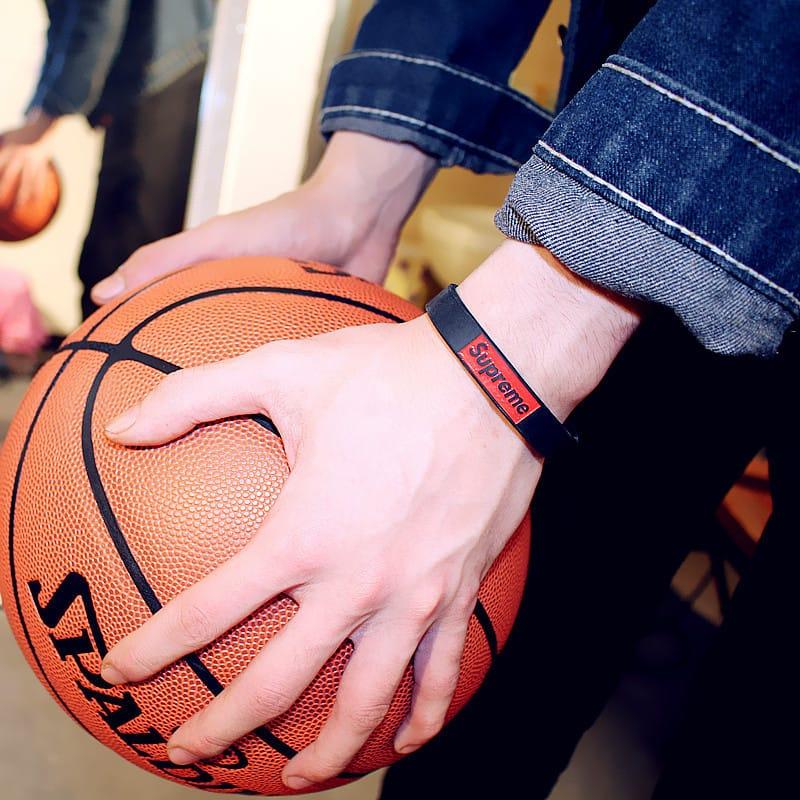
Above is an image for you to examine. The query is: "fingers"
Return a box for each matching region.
[281,624,420,791]
[100,527,300,684]
[164,599,354,765]
[90,217,228,305]
[15,157,46,209]
[393,610,470,754]
[104,346,285,446]
[0,147,12,184]
[0,156,21,211]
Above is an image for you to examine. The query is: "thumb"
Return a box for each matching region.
[91,215,232,305]
[104,344,295,447]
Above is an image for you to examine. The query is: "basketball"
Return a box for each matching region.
[0,257,530,795]
[0,159,60,242]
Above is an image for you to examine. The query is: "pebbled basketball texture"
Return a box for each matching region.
[0,160,60,242]
[0,257,530,795]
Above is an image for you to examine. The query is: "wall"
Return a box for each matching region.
[188,0,341,225]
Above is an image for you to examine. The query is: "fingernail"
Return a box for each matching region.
[396,741,422,755]
[100,661,126,686]
[106,405,139,436]
[284,775,313,790]
[167,746,197,766]
[92,272,125,301]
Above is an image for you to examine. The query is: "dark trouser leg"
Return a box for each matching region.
[652,329,799,799]
[380,315,773,799]
[78,63,204,319]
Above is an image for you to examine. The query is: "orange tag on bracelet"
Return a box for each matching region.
[457,336,540,423]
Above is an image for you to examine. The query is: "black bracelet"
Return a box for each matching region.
[425,284,577,459]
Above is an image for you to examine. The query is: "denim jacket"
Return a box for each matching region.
[28,0,214,124]
[322,0,800,356]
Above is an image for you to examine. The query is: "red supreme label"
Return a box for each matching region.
[457,336,540,423]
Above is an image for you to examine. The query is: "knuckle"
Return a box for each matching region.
[124,244,156,274]
[175,603,215,649]
[421,669,460,701]
[407,583,447,622]
[250,682,295,719]
[122,646,160,679]
[349,577,387,616]
[275,534,318,577]
[249,341,292,388]
[342,700,391,733]
[150,370,186,405]
[409,711,445,742]
[190,731,232,756]
[161,368,192,393]
[453,589,479,617]
[302,749,346,783]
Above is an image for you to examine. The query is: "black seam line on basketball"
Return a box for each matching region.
[62,340,180,377]
[61,341,116,355]
[79,267,192,342]
[472,600,497,659]
[118,285,405,342]
[63,339,279,436]
[67,259,403,350]
[79,357,358,774]
[6,350,91,732]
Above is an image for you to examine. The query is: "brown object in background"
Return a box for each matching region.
[0,160,60,242]
[718,453,772,558]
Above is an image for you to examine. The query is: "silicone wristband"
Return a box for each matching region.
[425,284,577,459]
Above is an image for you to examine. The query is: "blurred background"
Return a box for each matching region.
[0,0,567,337]
[0,1,773,799]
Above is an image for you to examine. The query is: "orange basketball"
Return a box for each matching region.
[0,159,60,242]
[0,257,529,795]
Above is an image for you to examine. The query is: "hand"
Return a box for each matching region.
[0,110,57,213]
[91,132,437,304]
[101,312,536,789]
[99,241,640,790]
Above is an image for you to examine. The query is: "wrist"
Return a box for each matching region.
[23,108,57,142]
[311,131,436,247]
[457,240,641,421]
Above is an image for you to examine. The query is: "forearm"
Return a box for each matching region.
[310,131,437,283]
[313,131,436,206]
[457,240,642,422]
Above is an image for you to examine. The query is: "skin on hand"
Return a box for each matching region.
[0,109,57,211]
[90,131,437,303]
[99,241,640,790]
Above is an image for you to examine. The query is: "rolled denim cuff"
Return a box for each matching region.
[496,154,794,357]
[27,91,80,119]
[320,51,552,175]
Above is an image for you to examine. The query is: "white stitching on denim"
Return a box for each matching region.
[321,104,521,168]
[604,62,800,175]
[537,141,800,310]
[336,50,553,121]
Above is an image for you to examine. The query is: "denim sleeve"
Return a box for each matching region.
[320,0,554,174]
[28,0,130,118]
[497,0,800,357]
